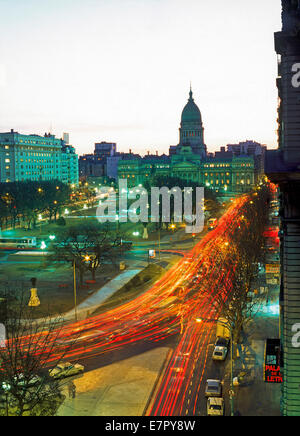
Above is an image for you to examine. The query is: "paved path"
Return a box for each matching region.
[58,347,171,416]
[66,267,143,322]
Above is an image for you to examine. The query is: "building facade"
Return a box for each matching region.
[266,0,300,416]
[79,141,117,180]
[118,89,258,196]
[0,130,79,185]
[79,142,141,182]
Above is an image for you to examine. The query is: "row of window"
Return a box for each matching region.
[182,131,202,137]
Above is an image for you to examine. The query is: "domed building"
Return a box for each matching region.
[117,87,259,197]
[178,87,207,158]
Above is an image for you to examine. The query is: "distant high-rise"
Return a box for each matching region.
[94,142,116,157]
[63,132,70,144]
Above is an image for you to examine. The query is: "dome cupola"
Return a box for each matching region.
[178,86,206,158]
[181,88,202,124]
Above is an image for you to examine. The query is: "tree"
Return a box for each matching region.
[0,287,75,416]
[47,223,132,285]
[212,186,270,343]
[0,181,72,230]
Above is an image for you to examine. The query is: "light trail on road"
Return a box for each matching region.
[5,194,255,415]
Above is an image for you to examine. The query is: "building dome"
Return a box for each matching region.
[181,89,202,124]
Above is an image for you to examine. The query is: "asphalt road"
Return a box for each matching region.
[13,196,251,416]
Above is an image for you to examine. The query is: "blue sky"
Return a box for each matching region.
[0,0,282,155]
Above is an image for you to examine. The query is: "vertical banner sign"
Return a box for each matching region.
[264,339,283,383]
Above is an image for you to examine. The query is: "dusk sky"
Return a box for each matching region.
[0,0,282,156]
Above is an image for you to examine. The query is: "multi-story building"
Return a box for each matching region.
[118,89,259,195]
[79,142,141,182]
[94,142,117,158]
[266,0,300,416]
[79,141,117,180]
[79,154,106,179]
[227,140,267,184]
[0,129,79,185]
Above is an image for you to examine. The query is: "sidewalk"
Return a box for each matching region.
[64,267,144,322]
[227,286,281,416]
[58,347,171,416]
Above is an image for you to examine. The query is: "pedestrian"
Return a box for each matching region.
[68,382,76,399]
[71,383,76,399]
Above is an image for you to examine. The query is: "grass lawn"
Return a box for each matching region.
[0,258,120,318]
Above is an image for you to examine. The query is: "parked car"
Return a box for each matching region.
[49,362,84,380]
[207,397,224,416]
[212,345,228,361]
[205,379,222,397]
[13,374,41,387]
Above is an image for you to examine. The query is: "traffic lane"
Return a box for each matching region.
[73,335,178,374]
[195,346,227,416]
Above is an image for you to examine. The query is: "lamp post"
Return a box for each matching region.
[115,214,120,232]
[2,382,10,416]
[158,226,161,261]
[73,261,78,322]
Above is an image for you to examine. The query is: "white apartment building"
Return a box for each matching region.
[0,130,79,185]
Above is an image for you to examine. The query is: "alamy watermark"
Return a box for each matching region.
[288,64,300,347]
[292,324,300,348]
[291,63,300,88]
[0,323,5,348]
[96,180,205,234]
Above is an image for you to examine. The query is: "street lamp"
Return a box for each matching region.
[115,214,120,232]
[2,382,11,416]
[73,260,78,322]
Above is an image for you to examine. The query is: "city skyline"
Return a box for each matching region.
[0,0,282,155]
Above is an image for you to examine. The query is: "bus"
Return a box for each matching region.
[207,218,218,230]
[0,237,37,250]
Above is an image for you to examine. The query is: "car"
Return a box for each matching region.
[13,374,41,387]
[207,397,224,416]
[215,337,230,348]
[212,346,228,361]
[49,362,84,380]
[205,379,222,397]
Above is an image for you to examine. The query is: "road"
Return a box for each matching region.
[12,194,252,416]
